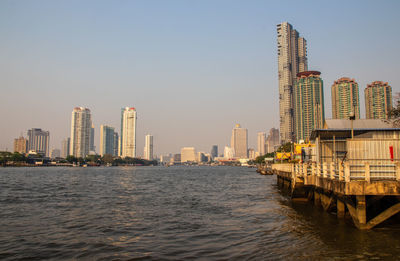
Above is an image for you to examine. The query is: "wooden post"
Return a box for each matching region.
[365,162,370,182]
[323,162,328,178]
[396,162,400,181]
[312,162,316,176]
[344,162,350,182]
[330,162,335,179]
[356,195,367,225]
[337,199,345,218]
[339,163,344,181]
[317,162,321,177]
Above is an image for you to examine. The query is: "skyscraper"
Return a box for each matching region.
[27,128,50,156]
[257,132,266,156]
[100,125,115,156]
[231,124,248,158]
[211,145,218,159]
[277,22,308,143]
[90,124,95,153]
[144,134,153,160]
[181,147,196,163]
[294,71,325,142]
[266,128,279,153]
[14,136,28,154]
[121,107,137,158]
[113,132,119,157]
[365,81,393,120]
[331,77,360,119]
[61,137,70,158]
[70,107,92,158]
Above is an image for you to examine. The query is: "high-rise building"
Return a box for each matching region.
[231,124,248,158]
[224,146,234,159]
[27,128,50,156]
[144,134,153,160]
[90,124,95,153]
[50,149,60,159]
[294,71,325,142]
[113,132,119,157]
[121,107,137,158]
[181,147,196,163]
[257,132,266,156]
[365,81,393,120]
[248,148,256,160]
[211,145,218,159]
[331,77,360,119]
[119,108,125,156]
[70,107,92,158]
[277,22,308,143]
[14,136,28,154]
[61,137,70,158]
[100,125,115,156]
[266,128,279,153]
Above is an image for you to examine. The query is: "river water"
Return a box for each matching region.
[1,166,399,260]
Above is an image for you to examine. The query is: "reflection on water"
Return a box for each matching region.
[0,166,399,260]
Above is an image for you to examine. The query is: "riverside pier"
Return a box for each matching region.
[271,119,400,229]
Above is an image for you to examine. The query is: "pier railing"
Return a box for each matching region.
[273,162,400,182]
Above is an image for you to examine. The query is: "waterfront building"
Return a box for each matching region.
[27,128,50,156]
[294,71,325,142]
[277,22,308,143]
[231,124,248,158]
[197,152,207,163]
[211,145,218,159]
[224,146,234,159]
[121,107,137,158]
[144,134,153,160]
[90,124,96,153]
[248,148,255,160]
[266,128,279,153]
[50,149,60,159]
[100,125,115,156]
[113,132,119,157]
[365,81,393,120]
[14,136,28,154]
[70,107,92,158]
[181,147,196,163]
[173,154,181,164]
[257,132,266,156]
[61,137,70,158]
[331,77,360,119]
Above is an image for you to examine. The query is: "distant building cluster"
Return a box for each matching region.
[277,22,394,143]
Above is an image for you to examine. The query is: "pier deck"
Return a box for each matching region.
[272,162,400,229]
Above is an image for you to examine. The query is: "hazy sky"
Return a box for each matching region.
[1,0,399,156]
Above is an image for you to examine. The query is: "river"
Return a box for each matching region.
[1,166,399,260]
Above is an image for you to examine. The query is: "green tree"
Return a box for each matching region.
[102,154,114,164]
[66,155,78,163]
[276,142,293,152]
[387,93,400,127]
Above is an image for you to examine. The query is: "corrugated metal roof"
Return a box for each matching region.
[324,119,392,129]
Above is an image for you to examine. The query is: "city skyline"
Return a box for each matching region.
[1,1,400,154]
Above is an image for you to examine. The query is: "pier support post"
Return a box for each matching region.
[337,199,345,218]
[314,190,321,206]
[356,195,367,225]
[321,193,333,211]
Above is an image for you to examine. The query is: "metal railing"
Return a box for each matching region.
[273,161,400,182]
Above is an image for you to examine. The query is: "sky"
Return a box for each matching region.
[1,0,399,156]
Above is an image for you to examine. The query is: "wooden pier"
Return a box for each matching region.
[272,162,400,229]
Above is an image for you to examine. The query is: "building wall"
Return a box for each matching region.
[61,137,70,158]
[277,22,308,143]
[365,81,393,120]
[331,77,360,119]
[257,132,266,156]
[14,136,27,154]
[144,134,153,160]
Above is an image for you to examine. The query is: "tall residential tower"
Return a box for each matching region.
[121,107,137,158]
[277,22,308,143]
[231,124,248,158]
[294,71,325,142]
[27,128,50,156]
[144,134,153,160]
[331,77,360,119]
[70,107,92,158]
[365,81,393,120]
